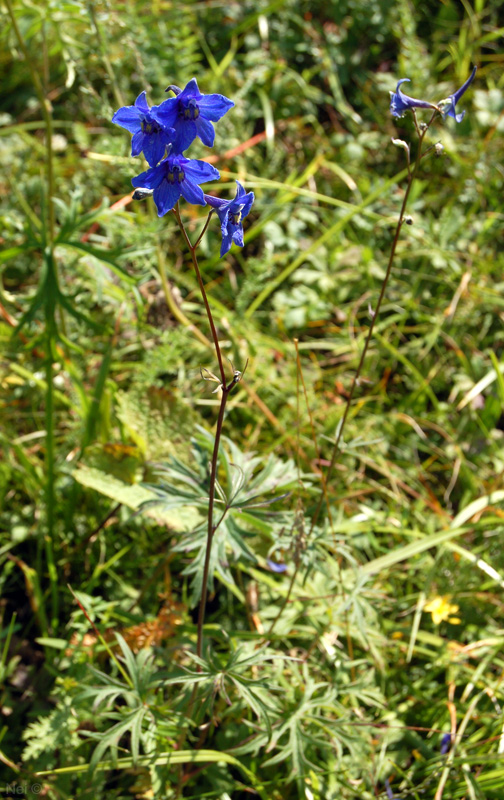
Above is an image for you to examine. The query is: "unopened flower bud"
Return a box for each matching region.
[404,215,414,225]
[391,137,410,154]
[435,142,444,156]
[132,187,154,200]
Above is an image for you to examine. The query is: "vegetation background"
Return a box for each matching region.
[1,0,504,797]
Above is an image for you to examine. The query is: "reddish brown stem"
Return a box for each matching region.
[172,206,230,660]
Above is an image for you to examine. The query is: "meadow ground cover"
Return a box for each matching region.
[1,1,504,798]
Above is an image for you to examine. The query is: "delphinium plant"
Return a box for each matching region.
[111,78,255,662]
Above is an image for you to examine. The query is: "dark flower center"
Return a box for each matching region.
[141,118,161,134]
[179,98,200,120]
[166,165,185,184]
[230,210,242,226]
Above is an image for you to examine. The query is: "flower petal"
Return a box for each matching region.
[152,97,179,129]
[198,93,235,122]
[231,224,244,247]
[178,77,201,101]
[134,91,150,112]
[451,66,477,105]
[441,67,477,123]
[234,181,246,199]
[267,559,288,573]
[446,99,465,123]
[218,207,230,236]
[183,159,220,184]
[180,179,206,206]
[165,84,182,96]
[153,180,180,216]
[131,130,144,157]
[112,105,141,133]
[142,133,168,167]
[195,116,215,147]
[390,78,436,117]
[131,163,165,190]
[220,229,233,257]
[240,191,255,219]
[173,119,198,153]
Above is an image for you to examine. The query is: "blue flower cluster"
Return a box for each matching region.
[112,79,254,256]
[390,67,477,123]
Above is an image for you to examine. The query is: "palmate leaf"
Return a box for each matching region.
[202,427,302,511]
[173,513,257,607]
[162,643,280,733]
[232,663,366,793]
[139,428,299,604]
[77,634,171,773]
[84,706,151,772]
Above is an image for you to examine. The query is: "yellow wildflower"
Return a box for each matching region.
[424,595,461,625]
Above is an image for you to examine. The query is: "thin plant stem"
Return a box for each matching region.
[309,113,436,534]
[172,205,231,660]
[194,210,215,249]
[44,353,58,628]
[195,390,229,658]
[173,205,227,386]
[44,253,60,630]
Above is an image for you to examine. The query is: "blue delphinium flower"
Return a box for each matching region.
[266,559,288,573]
[384,778,395,799]
[131,154,220,216]
[154,78,234,153]
[204,181,254,257]
[390,79,439,118]
[390,68,477,123]
[438,66,477,123]
[112,92,175,167]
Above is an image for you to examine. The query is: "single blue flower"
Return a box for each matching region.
[390,79,439,118]
[112,91,175,167]
[384,779,395,799]
[154,78,234,153]
[131,154,220,216]
[440,733,452,754]
[266,559,288,573]
[438,66,477,123]
[204,181,254,257]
